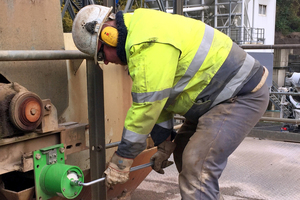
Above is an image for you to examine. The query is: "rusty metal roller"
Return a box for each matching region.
[9,91,43,132]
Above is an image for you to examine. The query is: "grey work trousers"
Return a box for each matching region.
[173,82,269,200]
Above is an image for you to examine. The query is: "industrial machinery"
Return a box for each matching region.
[0,76,90,200]
[269,72,300,132]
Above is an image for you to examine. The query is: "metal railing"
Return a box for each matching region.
[217,27,265,45]
[0,50,90,61]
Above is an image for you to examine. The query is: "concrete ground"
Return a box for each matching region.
[131,137,300,200]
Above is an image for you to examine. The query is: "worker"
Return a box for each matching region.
[72,5,269,200]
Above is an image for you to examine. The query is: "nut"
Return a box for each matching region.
[35,153,41,160]
[45,104,52,111]
[30,108,36,115]
[59,147,65,153]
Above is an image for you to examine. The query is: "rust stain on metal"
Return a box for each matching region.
[60,123,89,157]
[0,133,60,175]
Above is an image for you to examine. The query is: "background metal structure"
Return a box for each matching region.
[122,0,267,44]
[60,0,273,45]
[61,0,116,19]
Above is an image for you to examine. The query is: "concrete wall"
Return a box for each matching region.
[0,0,68,117]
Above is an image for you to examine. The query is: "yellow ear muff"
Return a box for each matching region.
[101,26,118,47]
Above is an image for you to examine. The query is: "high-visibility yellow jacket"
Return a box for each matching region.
[116,9,263,158]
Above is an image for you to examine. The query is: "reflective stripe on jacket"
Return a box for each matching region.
[116,9,261,158]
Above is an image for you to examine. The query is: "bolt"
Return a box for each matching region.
[78,174,82,177]
[30,108,36,115]
[74,192,77,195]
[63,188,65,192]
[35,153,41,160]
[96,145,103,152]
[45,104,51,111]
[59,147,65,153]
[68,170,71,174]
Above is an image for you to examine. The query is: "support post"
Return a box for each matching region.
[273,49,293,87]
[173,0,183,15]
[86,60,106,200]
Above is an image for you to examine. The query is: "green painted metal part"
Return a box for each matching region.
[33,144,84,200]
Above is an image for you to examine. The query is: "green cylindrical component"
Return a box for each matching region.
[39,163,84,199]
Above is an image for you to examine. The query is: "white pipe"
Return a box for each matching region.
[166,6,210,13]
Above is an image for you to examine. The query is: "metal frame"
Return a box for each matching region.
[124,0,167,13]
[0,50,106,200]
[61,0,117,20]
[86,59,107,199]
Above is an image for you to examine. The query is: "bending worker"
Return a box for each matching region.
[72,5,269,200]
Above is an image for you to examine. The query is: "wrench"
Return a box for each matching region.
[71,161,153,187]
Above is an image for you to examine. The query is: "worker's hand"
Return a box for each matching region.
[150,140,176,174]
[104,152,133,188]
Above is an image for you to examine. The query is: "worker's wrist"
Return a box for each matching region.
[110,152,133,171]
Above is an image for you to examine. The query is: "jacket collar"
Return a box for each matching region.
[116,11,128,65]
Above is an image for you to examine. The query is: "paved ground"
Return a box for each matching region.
[131,137,300,200]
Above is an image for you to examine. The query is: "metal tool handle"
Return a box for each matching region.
[71,161,153,187]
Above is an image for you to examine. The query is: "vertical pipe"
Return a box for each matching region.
[241,0,244,44]
[173,0,183,15]
[87,59,106,200]
[201,0,205,22]
[214,0,217,28]
[229,0,231,38]
[252,0,255,27]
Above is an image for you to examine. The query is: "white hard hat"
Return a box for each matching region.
[72,5,113,63]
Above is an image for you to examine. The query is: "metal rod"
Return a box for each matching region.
[105,141,120,149]
[240,44,300,49]
[0,50,91,61]
[260,117,300,124]
[270,92,300,96]
[72,161,154,187]
[1,45,299,62]
[173,116,300,128]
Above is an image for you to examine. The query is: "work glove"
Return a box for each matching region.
[104,152,133,188]
[150,140,176,174]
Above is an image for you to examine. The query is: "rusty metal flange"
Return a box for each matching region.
[9,92,43,132]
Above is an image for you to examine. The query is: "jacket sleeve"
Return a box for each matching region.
[116,42,180,158]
